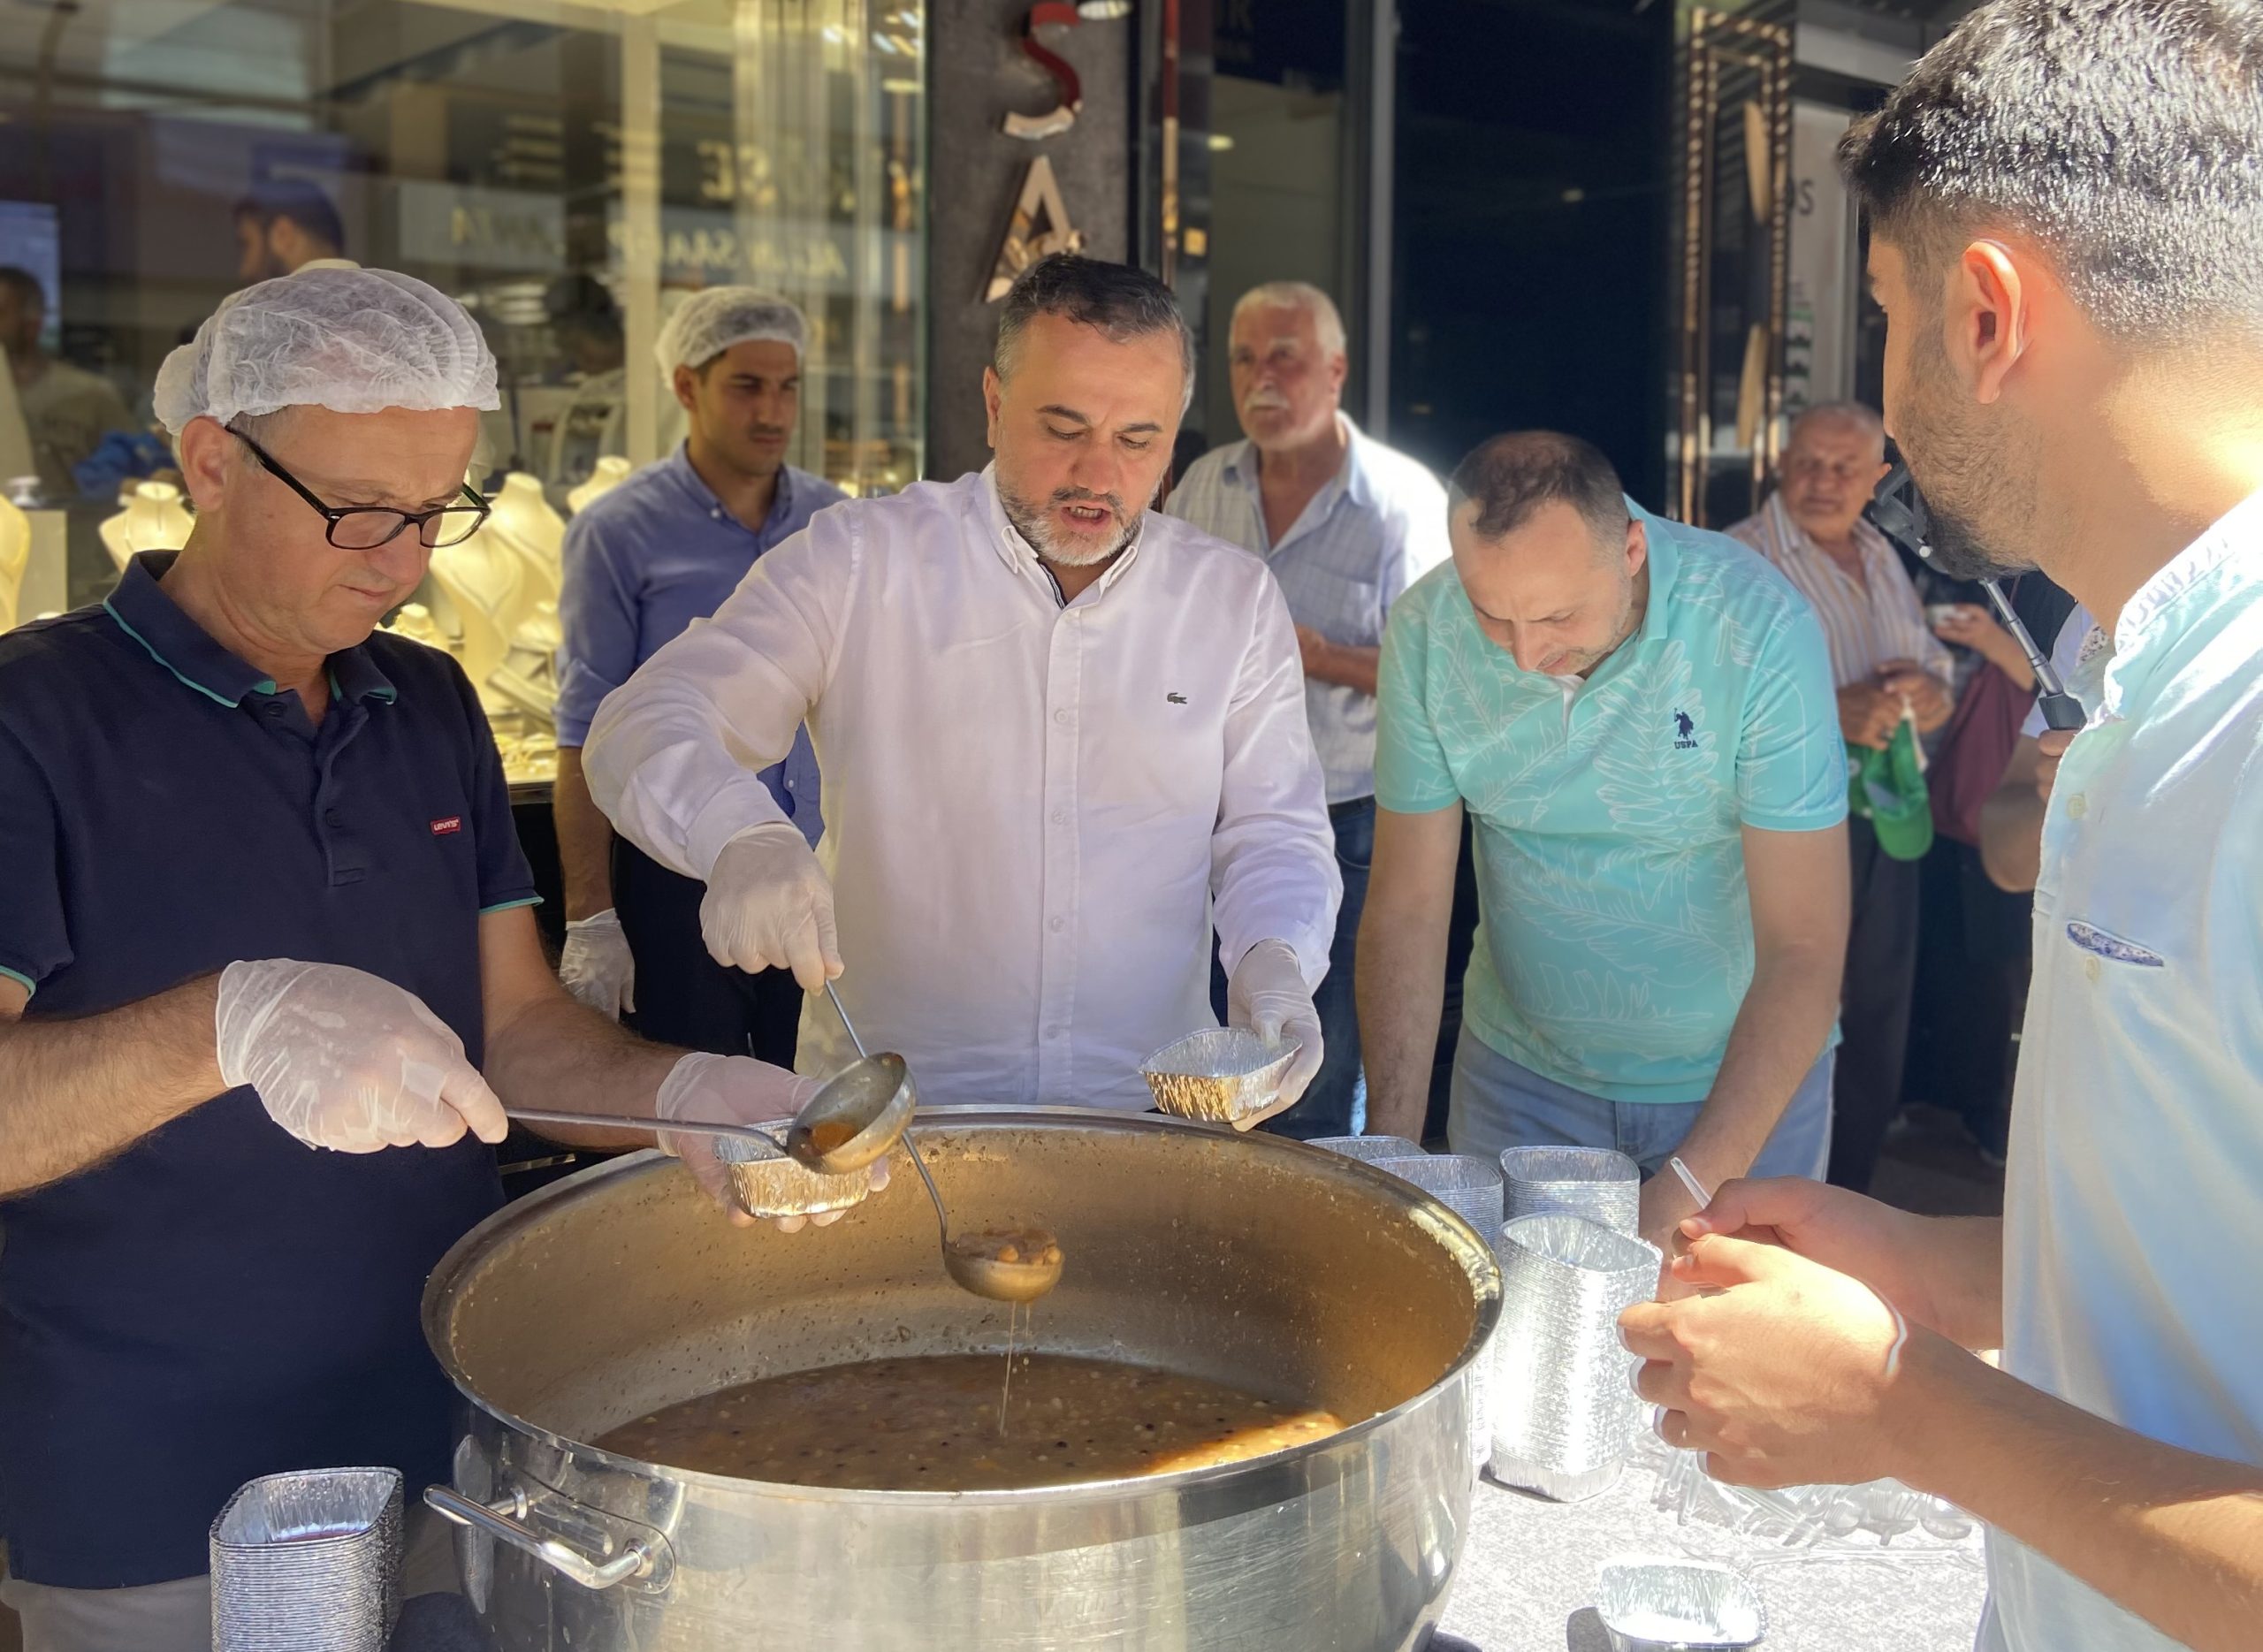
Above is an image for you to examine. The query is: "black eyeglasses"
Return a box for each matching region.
[227,425,491,551]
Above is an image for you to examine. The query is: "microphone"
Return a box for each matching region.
[1866,464,2085,733]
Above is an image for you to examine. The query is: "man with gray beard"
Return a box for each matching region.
[584,255,1340,1118]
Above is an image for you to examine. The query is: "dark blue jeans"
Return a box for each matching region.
[1240,796,1372,1140]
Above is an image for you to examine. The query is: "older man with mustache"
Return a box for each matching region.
[1168,282,1448,1138]
[584,256,1340,1120]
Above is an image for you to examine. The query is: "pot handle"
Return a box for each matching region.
[424,1484,671,1592]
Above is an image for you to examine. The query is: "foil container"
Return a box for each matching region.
[1139,1028,1296,1123]
[1500,1145,1642,1234]
[1308,1134,1427,1161]
[1370,1153,1506,1471]
[1489,1214,1660,1501]
[210,1466,402,1652]
[1371,1153,1505,1235]
[715,1127,877,1220]
[1596,1558,1767,1650]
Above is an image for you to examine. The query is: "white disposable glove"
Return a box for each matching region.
[215,958,509,1153]
[1224,939,1325,1131]
[559,909,636,1019]
[701,823,841,990]
[654,1052,889,1232]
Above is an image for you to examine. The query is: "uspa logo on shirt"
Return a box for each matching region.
[430,816,464,836]
[1672,710,1699,750]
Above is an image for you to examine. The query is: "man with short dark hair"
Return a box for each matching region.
[232,179,348,284]
[585,255,1340,1118]
[0,266,138,502]
[552,289,845,1063]
[1624,4,2263,1647]
[1168,280,1449,1138]
[1360,431,1849,1256]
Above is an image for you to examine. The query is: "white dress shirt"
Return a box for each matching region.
[1168,416,1449,803]
[1978,491,2263,1652]
[584,467,1341,1111]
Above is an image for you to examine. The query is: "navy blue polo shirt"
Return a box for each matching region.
[0,552,537,1588]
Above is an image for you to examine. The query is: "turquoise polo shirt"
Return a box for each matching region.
[1375,505,1847,1104]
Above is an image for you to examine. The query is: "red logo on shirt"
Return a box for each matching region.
[430,817,463,836]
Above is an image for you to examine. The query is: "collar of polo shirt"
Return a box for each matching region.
[103,552,400,710]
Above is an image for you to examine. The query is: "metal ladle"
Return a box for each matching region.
[501,980,915,1176]
[820,984,1063,1305]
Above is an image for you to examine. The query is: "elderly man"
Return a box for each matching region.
[1166,281,1447,1138]
[586,255,1339,1118]
[1627,4,2263,1648]
[0,269,840,1652]
[1726,401,1953,1191]
[1359,432,1849,1256]
[0,267,139,503]
[553,290,846,1068]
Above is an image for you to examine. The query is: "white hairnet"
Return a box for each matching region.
[153,267,500,436]
[654,288,809,376]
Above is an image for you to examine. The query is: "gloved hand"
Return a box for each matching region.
[559,909,636,1020]
[654,1052,889,1231]
[701,823,841,990]
[1224,939,1325,1131]
[215,959,509,1153]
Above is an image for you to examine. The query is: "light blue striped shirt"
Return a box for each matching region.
[1168,416,1450,803]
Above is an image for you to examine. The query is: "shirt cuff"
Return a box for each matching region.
[684,776,798,881]
[1740,802,1850,833]
[0,962,37,998]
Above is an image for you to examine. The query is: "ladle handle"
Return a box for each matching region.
[824,979,870,1062]
[899,1130,952,1250]
[504,1106,790,1156]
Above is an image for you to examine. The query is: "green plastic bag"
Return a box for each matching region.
[1848,717,1934,861]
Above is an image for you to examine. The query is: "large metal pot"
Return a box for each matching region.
[423,1108,1501,1651]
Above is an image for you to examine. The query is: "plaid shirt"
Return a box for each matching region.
[1168,416,1449,803]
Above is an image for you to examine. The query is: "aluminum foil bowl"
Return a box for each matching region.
[210,1466,402,1652]
[1597,1558,1767,1650]
[1501,1145,1642,1234]
[717,1128,878,1220]
[1140,1027,1299,1123]
[1308,1134,1427,1161]
[1372,1153,1506,1235]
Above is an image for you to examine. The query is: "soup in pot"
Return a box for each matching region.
[598,1353,1347,1491]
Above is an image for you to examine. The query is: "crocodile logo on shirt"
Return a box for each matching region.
[1672,710,1698,750]
[1167,692,1188,705]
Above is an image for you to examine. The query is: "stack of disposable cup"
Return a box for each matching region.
[1307,1134,1426,1163]
[1373,1153,1509,1470]
[1500,1145,1642,1234]
[1489,1213,1661,1502]
[210,1466,402,1652]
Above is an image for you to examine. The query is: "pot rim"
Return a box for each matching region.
[423,1106,1503,1506]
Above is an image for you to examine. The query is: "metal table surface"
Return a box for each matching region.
[1437,1461,1988,1651]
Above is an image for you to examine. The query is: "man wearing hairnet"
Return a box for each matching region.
[0,268,867,1651]
[552,289,845,1064]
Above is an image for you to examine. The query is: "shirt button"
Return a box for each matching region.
[1046,1025,1065,1040]
[1054,708,1071,725]
[1050,808,1070,825]
[2084,955,2104,984]
[2066,792,2088,820]
[324,809,344,828]
[1049,916,1065,933]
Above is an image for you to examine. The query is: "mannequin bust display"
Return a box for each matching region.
[483,471,565,610]
[0,492,29,633]
[422,526,522,701]
[100,480,196,573]
[567,453,633,516]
